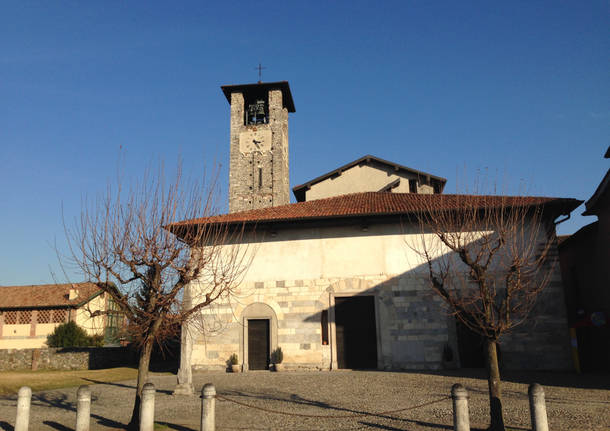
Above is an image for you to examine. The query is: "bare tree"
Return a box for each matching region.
[63,162,249,429]
[409,194,566,431]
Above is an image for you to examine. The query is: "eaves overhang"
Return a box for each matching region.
[220,81,295,112]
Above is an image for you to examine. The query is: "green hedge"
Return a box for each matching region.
[47,321,103,348]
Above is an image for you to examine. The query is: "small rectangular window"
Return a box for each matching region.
[321,310,329,345]
[258,168,263,189]
[409,179,417,193]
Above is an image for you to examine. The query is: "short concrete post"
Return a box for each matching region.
[529,383,549,431]
[15,386,32,431]
[75,385,91,431]
[201,383,216,431]
[451,383,470,431]
[139,383,156,431]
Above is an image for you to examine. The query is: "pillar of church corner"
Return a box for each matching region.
[221,81,295,213]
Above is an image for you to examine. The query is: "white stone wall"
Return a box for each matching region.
[189,273,452,371]
[188,219,572,371]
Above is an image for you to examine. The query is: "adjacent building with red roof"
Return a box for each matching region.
[0,282,109,349]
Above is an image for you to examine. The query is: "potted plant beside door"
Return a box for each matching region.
[229,353,240,373]
[271,347,284,372]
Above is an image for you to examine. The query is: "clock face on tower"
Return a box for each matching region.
[239,128,272,153]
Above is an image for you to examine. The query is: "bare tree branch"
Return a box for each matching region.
[61,160,251,429]
[407,192,560,431]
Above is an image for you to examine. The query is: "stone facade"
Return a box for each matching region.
[190,274,457,372]
[228,88,290,213]
[185,219,572,372]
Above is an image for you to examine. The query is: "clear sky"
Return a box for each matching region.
[1,1,608,285]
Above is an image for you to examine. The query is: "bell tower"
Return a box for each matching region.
[221,81,295,213]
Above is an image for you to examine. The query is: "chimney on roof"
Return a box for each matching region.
[69,284,79,300]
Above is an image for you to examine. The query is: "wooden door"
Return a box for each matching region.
[248,319,270,370]
[335,296,377,369]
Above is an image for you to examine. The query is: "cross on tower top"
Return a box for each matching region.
[255,63,266,83]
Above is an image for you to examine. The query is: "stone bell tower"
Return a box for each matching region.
[221,81,295,213]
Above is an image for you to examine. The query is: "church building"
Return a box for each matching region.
[173,80,580,379]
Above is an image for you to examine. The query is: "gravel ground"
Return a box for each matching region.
[0,369,608,430]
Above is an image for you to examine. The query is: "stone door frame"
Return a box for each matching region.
[239,302,278,371]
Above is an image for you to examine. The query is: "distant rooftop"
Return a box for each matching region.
[0,282,103,309]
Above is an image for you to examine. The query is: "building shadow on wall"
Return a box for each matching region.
[302,257,465,372]
[299,236,597,390]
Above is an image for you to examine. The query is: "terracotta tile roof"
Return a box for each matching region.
[171,192,583,228]
[0,282,103,309]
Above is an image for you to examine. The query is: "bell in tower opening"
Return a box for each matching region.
[246,98,268,125]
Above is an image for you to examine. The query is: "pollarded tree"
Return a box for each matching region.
[63,162,250,429]
[409,193,578,431]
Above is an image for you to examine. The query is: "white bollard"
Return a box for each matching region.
[15,386,32,431]
[75,385,91,431]
[139,383,156,431]
[529,383,549,431]
[201,383,216,431]
[451,383,470,431]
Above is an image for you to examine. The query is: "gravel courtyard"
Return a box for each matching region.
[0,370,608,430]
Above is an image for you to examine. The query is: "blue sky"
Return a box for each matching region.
[1,1,608,285]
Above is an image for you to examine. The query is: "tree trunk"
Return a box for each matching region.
[486,339,505,431]
[127,340,154,430]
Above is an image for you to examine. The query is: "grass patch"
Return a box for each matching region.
[0,367,142,396]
